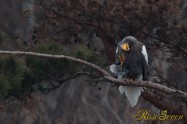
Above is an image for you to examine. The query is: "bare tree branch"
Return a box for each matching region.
[0,50,187,100]
[104,76,187,99]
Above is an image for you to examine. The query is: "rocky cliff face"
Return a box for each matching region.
[0,76,159,124]
[0,0,36,49]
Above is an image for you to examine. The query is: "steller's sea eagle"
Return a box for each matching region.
[110,36,148,107]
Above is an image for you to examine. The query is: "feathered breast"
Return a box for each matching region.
[122,42,144,80]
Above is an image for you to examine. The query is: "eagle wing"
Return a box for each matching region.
[141,45,148,80]
[141,45,148,64]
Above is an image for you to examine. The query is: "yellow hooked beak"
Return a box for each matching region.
[119,53,125,66]
[121,43,130,51]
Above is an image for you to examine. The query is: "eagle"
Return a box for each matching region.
[110,36,148,107]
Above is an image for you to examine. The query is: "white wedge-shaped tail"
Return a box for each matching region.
[119,86,142,107]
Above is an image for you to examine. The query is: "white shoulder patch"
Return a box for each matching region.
[141,45,148,64]
[116,46,118,53]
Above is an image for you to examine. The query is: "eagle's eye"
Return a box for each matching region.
[119,53,125,66]
[121,43,130,51]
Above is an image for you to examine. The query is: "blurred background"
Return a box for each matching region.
[0,0,186,124]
